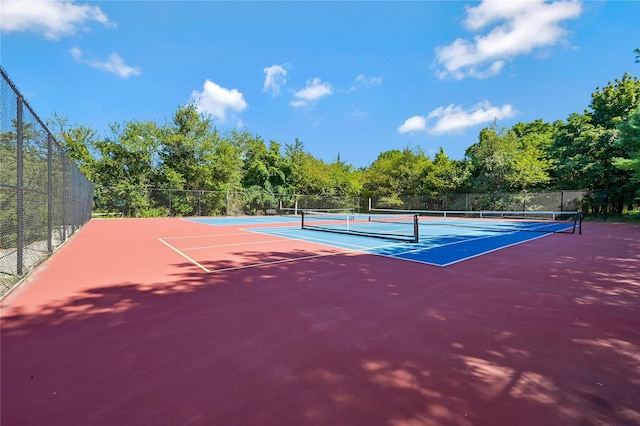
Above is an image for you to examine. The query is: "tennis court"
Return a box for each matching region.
[2,215,639,425]
[187,210,583,268]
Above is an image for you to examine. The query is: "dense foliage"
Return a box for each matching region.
[49,72,639,216]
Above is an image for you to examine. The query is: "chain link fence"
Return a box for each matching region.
[368,190,589,212]
[93,186,362,217]
[1,67,93,298]
[368,190,638,217]
[95,185,614,218]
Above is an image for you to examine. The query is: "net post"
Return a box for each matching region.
[413,214,419,243]
[301,210,305,229]
[579,213,583,235]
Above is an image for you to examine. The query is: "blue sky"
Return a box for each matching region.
[1,1,639,168]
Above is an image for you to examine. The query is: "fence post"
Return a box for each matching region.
[47,134,53,252]
[1,66,94,291]
[72,169,78,233]
[62,155,67,240]
[16,96,24,275]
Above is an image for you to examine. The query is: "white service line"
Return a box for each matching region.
[161,232,251,240]
[210,251,348,273]
[158,238,211,273]
[180,239,292,251]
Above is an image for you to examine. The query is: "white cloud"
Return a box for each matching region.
[356,74,383,87]
[345,74,383,93]
[398,116,427,134]
[398,101,517,135]
[428,101,517,134]
[71,47,141,78]
[435,0,582,79]
[190,79,248,123]
[1,0,113,40]
[348,74,384,92]
[263,64,289,96]
[290,78,332,107]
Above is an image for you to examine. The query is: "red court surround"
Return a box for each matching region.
[1,218,639,425]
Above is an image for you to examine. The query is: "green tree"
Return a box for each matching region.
[362,147,430,207]
[588,73,640,128]
[285,142,331,195]
[159,104,214,190]
[326,156,362,197]
[465,125,516,192]
[49,113,97,179]
[156,104,244,215]
[613,105,640,198]
[551,113,630,212]
[466,122,551,193]
[240,136,287,191]
[92,120,161,216]
[420,148,468,195]
[551,73,640,212]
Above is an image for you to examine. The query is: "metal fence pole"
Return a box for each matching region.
[1,67,94,296]
[62,155,67,240]
[16,96,24,275]
[47,133,53,252]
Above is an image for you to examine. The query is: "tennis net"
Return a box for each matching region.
[370,209,582,234]
[301,210,419,242]
[280,207,355,216]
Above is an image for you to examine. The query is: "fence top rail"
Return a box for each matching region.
[371,208,580,215]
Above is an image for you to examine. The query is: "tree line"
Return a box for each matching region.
[50,72,639,216]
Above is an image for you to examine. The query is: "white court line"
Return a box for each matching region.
[437,232,551,267]
[161,235,351,274]
[162,223,553,272]
[364,251,445,267]
[159,238,211,273]
[246,225,543,268]
[181,239,292,251]
[244,227,403,252]
[159,231,353,274]
[393,232,503,256]
[161,232,250,240]
[387,230,553,267]
[210,251,350,273]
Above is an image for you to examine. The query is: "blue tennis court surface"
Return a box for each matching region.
[187,215,575,266]
[245,223,559,267]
